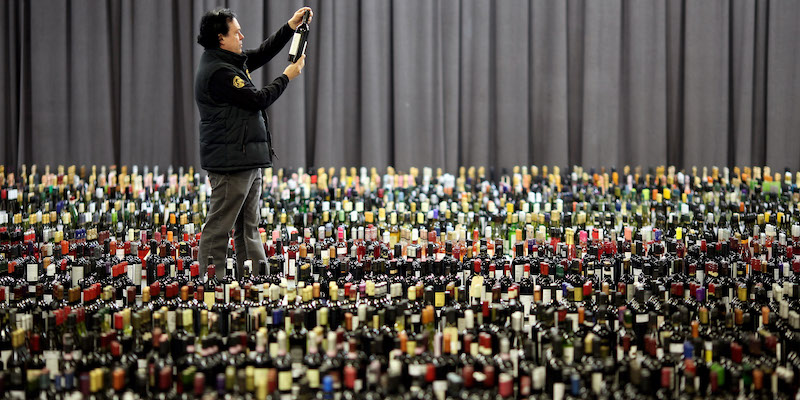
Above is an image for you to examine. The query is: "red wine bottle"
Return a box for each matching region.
[288,11,310,63]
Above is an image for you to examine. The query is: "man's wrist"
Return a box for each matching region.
[288,21,297,30]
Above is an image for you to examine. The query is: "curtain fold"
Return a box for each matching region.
[2,0,798,174]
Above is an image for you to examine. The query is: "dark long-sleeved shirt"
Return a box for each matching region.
[208,23,294,111]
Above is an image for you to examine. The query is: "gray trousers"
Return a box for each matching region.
[198,168,267,279]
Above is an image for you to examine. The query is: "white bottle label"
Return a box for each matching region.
[72,265,84,287]
[27,263,38,282]
[553,382,565,400]
[520,294,533,317]
[563,346,574,364]
[289,33,303,56]
[0,350,10,367]
[167,310,176,333]
[44,350,60,373]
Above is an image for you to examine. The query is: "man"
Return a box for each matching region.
[195,7,312,278]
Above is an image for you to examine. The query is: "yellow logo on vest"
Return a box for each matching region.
[246,69,252,79]
[233,76,245,89]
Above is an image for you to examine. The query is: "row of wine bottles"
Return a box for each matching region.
[0,163,799,399]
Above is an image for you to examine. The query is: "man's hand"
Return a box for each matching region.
[284,54,306,81]
[288,7,313,30]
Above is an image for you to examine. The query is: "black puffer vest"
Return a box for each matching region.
[195,49,273,172]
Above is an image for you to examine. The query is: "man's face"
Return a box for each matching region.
[219,18,244,54]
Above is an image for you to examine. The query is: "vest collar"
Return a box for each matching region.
[207,48,248,70]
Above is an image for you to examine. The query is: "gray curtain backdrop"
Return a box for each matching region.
[2,0,799,174]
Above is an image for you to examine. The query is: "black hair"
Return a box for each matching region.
[197,8,236,49]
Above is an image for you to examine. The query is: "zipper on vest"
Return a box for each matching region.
[241,124,248,154]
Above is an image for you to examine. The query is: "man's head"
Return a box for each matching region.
[197,8,244,54]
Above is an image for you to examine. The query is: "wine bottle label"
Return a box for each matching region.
[543,288,551,304]
[307,368,319,388]
[434,292,445,308]
[0,350,10,367]
[204,291,215,309]
[514,265,524,282]
[635,313,649,324]
[278,370,292,391]
[255,367,269,389]
[669,343,683,354]
[27,263,38,283]
[520,295,533,317]
[289,259,296,277]
[44,350,60,373]
[167,310,176,333]
[592,372,602,394]
[270,343,279,358]
[563,346,574,363]
[433,380,447,397]
[72,265,84,287]
[290,346,303,364]
[553,382,565,400]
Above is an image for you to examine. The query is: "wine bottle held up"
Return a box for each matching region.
[288,10,310,63]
